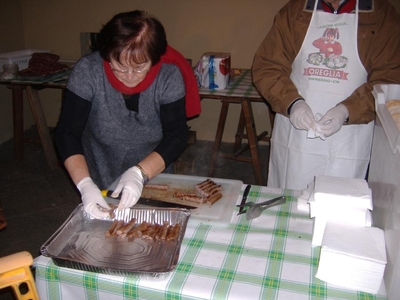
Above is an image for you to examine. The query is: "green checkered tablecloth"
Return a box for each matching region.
[199,69,262,99]
[0,68,71,86]
[33,185,387,300]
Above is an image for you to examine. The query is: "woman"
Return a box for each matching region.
[55,10,201,218]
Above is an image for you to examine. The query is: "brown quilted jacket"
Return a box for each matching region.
[252,0,400,124]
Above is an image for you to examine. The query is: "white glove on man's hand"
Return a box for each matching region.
[316,104,348,137]
[112,166,144,210]
[289,100,318,131]
[77,177,111,219]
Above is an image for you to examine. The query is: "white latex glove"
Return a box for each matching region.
[111,166,144,210]
[77,177,111,219]
[289,100,318,131]
[316,104,348,137]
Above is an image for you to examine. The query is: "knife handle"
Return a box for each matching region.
[238,184,252,215]
[101,190,120,199]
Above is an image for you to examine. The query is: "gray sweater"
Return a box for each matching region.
[66,52,186,188]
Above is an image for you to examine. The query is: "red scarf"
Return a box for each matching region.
[103,45,201,118]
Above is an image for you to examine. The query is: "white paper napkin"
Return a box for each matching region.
[310,208,372,247]
[321,221,386,262]
[310,203,370,224]
[307,113,326,140]
[311,216,327,246]
[307,128,326,140]
[316,221,386,294]
[314,175,373,210]
[297,182,314,212]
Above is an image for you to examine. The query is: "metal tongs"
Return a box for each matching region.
[236,196,286,220]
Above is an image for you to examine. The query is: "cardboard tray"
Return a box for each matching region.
[140,174,243,226]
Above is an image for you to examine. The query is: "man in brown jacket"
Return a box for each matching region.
[252,0,400,190]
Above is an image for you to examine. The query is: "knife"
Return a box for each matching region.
[101,190,198,209]
[237,184,252,215]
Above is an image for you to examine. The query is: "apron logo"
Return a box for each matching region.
[304,27,349,80]
[303,67,348,80]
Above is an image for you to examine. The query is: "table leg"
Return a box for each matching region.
[241,100,264,185]
[11,86,24,160]
[25,87,59,170]
[233,109,245,153]
[208,100,230,177]
[0,200,7,230]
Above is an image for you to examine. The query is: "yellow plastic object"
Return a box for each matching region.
[0,251,39,300]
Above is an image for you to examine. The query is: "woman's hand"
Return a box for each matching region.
[112,166,144,209]
[77,177,111,219]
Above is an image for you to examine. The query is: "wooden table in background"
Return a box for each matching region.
[2,68,275,180]
[199,69,274,185]
[0,202,6,230]
[1,73,68,170]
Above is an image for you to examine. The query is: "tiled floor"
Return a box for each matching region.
[0,126,269,270]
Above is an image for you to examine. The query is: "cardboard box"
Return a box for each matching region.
[370,84,400,299]
[373,84,400,153]
[0,49,51,71]
[194,52,231,90]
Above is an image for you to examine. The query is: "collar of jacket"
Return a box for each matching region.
[321,0,356,13]
[304,0,373,13]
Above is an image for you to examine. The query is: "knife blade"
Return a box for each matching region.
[101,190,198,209]
[238,184,252,215]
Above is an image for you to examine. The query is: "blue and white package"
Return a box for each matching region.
[194,52,230,90]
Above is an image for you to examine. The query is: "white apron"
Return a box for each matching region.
[268,0,374,190]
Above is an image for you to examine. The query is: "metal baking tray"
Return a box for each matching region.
[41,204,190,277]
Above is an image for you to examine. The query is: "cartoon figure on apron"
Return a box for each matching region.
[312,27,342,58]
[268,0,374,190]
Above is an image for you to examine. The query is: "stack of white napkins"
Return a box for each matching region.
[309,175,373,246]
[316,221,386,294]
